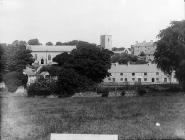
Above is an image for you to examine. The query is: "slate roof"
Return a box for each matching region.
[110,63,161,73]
[27,45,76,52]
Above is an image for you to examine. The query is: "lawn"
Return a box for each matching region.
[1,93,185,140]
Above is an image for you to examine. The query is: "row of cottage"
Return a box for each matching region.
[24,41,178,85]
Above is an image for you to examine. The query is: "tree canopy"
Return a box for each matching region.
[56,42,63,46]
[0,45,4,82]
[1,42,34,91]
[154,20,185,88]
[46,42,53,46]
[111,53,143,64]
[27,38,41,45]
[50,42,112,95]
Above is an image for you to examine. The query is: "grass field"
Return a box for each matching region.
[1,93,185,140]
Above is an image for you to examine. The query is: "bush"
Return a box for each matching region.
[57,68,94,97]
[137,87,147,96]
[121,90,126,96]
[27,77,58,97]
[3,71,28,92]
[101,92,109,97]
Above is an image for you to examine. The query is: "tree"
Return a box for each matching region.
[46,42,53,46]
[111,53,138,64]
[12,40,27,46]
[3,45,34,73]
[57,68,92,96]
[52,42,112,95]
[112,47,125,51]
[56,42,63,46]
[27,38,40,45]
[154,20,185,89]
[53,52,74,66]
[2,43,34,91]
[0,45,4,82]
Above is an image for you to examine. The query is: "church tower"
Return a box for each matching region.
[100,35,112,50]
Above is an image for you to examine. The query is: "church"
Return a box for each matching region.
[26,45,76,65]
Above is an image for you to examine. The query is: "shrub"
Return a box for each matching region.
[121,90,126,96]
[101,92,109,97]
[57,68,94,97]
[27,77,58,97]
[137,87,147,96]
[3,71,28,92]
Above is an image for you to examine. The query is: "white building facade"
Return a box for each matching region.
[104,63,178,85]
[26,45,76,65]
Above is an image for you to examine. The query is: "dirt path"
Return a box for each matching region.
[1,96,34,140]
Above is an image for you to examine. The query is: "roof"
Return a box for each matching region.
[109,63,162,73]
[132,41,155,47]
[40,71,49,76]
[23,67,36,76]
[27,45,76,52]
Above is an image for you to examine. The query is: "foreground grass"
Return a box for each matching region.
[1,94,185,140]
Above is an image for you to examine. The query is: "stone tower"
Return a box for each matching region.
[100,35,112,50]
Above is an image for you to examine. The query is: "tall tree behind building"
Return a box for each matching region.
[154,20,185,89]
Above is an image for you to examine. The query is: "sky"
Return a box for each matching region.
[0,0,184,47]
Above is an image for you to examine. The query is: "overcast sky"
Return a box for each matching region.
[0,0,184,47]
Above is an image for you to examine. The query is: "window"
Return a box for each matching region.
[156,78,159,82]
[132,73,135,76]
[41,59,44,64]
[138,78,141,82]
[164,78,167,83]
[156,72,159,75]
[120,78,123,81]
[48,54,51,60]
[144,72,147,76]
[35,54,37,60]
[120,73,123,76]
[144,78,147,81]
[132,78,135,81]
[112,78,116,82]
[152,78,155,82]
[125,78,127,82]
[108,78,111,81]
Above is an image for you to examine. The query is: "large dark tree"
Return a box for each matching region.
[27,38,41,45]
[2,43,34,91]
[52,42,112,95]
[3,45,34,73]
[154,20,185,88]
[0,44,4,82]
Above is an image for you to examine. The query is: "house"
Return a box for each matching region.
[104,62,178,85]
[23,67,37,85]
[26,45,76,65]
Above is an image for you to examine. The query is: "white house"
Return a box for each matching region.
[104,62,178,85]
[26,45,76,65]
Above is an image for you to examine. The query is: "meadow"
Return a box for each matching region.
[1,93,185,140]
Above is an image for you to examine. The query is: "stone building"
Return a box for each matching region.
[100,35,112,50]
[104,62,178,85]
[26,45,76,65]
[131,40,156,61]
